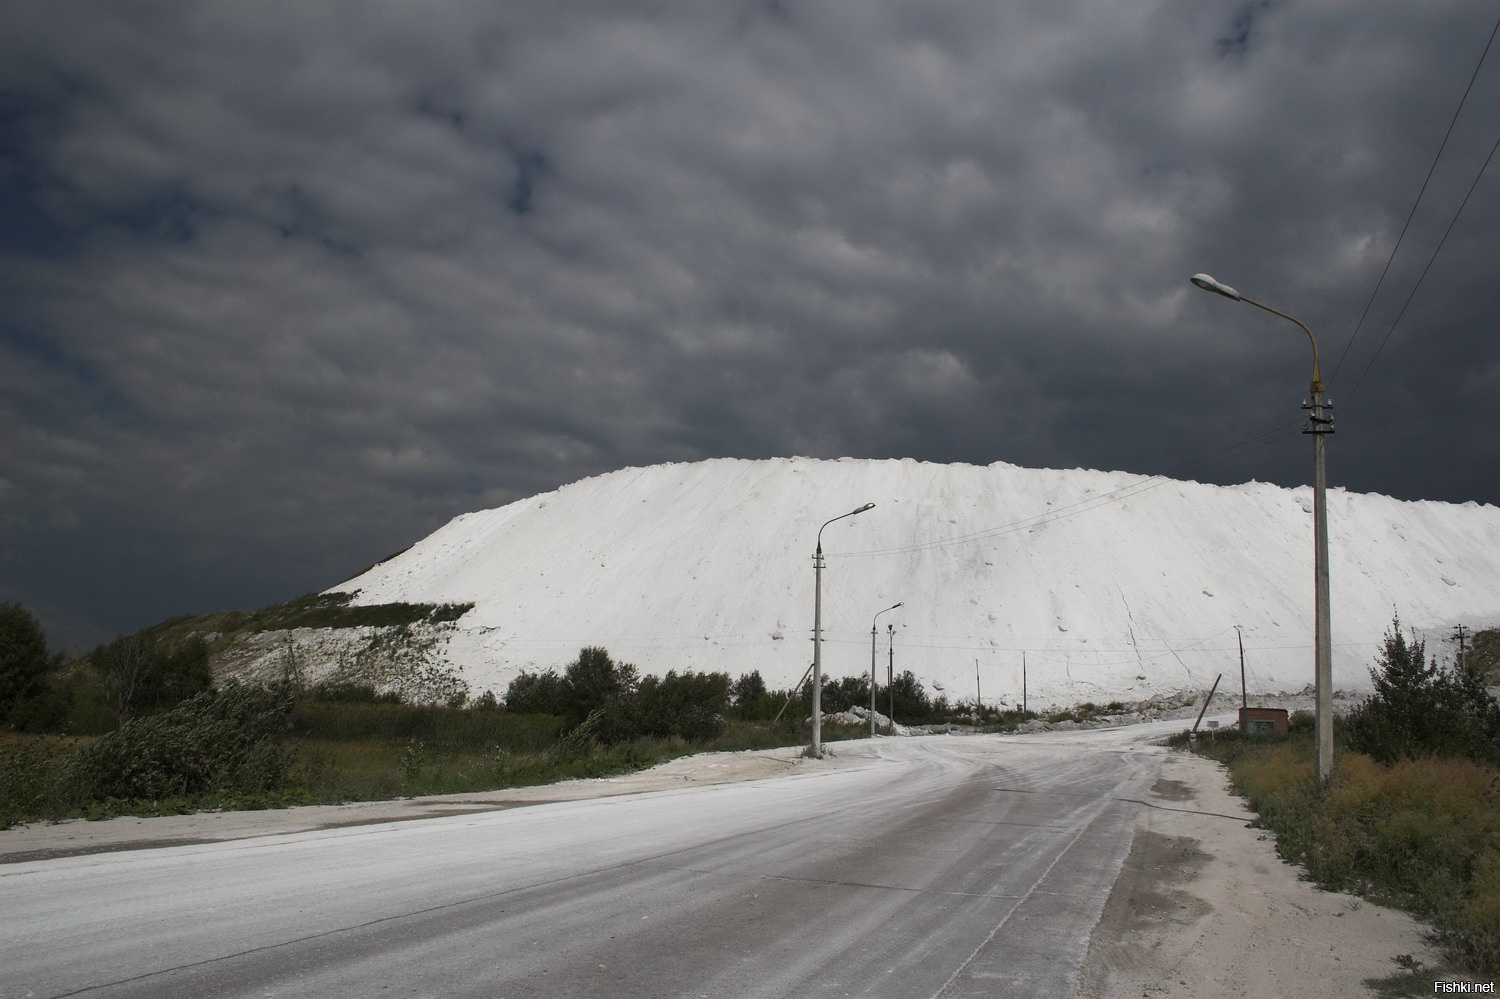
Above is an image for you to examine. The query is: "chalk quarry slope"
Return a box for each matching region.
[335,457,1500,706]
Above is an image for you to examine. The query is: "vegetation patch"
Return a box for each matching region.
[1179,619,1500,979]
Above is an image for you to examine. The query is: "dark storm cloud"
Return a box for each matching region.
[2,0,1497,649]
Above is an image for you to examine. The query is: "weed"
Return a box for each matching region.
[1187,728,1500,976]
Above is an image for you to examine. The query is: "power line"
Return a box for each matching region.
[1327,14,1500,390]
[1340,126,1500,415]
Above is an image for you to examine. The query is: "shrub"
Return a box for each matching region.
[560,647,638,726]
[631,670,731,742]
[65,683,294,802]
[1345,615,1500,764]
[505,668,569,716]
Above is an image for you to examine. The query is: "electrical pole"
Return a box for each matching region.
[975,659,981,714]
[887,623,895,726]
[1191,273,1335,786]
[1454,624,1469,671]
[1237,626,1247,730]
[812,503,874,757]
[870,602,902,737]
[1022,653,1027,716]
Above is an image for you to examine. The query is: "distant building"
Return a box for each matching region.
[1239,707,1289,734]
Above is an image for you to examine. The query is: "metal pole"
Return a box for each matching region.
[1022,653,1027,716]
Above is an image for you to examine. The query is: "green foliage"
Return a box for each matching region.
[64,683,295,803]
[505,647,640,728]
[90,633,214,725]
[1345,615,1500,764]
[820,675,869,714]
[1187,730,1500,975]
[132,592,475,648]
[505,668,569,716]
[729,670,767,707]
[1469,628,1500,685]
[306,680,404,704]
[560,646,638,726]
[886,670,937,723]
[240,591,475,631]
[0,736,75,827]
[622,670,731,742]
[1,602,53,722]
[290,699,565,753]
[728,670,786,723]
[509,652,727,746]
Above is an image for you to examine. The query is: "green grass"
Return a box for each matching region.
[134,592,476,649]
[1181,726,1500,978]
[1,701,850,829]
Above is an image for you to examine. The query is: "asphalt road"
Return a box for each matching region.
[3,728,1177,999]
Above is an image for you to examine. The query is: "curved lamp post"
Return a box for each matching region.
[870,602,903,736]
[1191,273,1334,785]
[812,502,875,756]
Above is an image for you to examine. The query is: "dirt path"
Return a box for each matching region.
[1076,750,1442,998]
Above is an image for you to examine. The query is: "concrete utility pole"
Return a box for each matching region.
[1238,626,1247,730]
[812,503,875,757]
[887,623,895,725]
[1192,273,1334,786]
[870,602,902,737]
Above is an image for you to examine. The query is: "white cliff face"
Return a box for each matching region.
[333,457,1500,707]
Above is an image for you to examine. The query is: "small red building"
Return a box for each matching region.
[1239,707,1289,734]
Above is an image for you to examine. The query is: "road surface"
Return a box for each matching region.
[6,725,1201,998]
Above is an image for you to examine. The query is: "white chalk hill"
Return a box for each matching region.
[335,457,1500,707]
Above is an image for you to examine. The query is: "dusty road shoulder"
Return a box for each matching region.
[0,745,808,864]
[1076,749,1441,999]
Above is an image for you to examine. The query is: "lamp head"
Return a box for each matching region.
[853,502,876,514]
[1191,273,1242,301]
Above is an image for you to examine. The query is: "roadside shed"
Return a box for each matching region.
[1239,707,1289,734]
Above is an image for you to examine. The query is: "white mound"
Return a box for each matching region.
[335,457,1500,706]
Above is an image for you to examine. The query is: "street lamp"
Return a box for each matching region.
[870,602,903,737]
[1191,273,1335,784]
[812,502,876,757]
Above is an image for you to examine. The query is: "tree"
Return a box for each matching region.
[1346,615,1500,763]
[631,670,731,742]
[92,633,213,725]
[728,670,779,721]
[504,668,568,715]
[1,602,51,721]
[560,646,637,726]
[729,671,767,707]
[888,670,933,722]
[820,675,869,714]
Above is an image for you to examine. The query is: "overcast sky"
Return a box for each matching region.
[3,1,1498,653]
